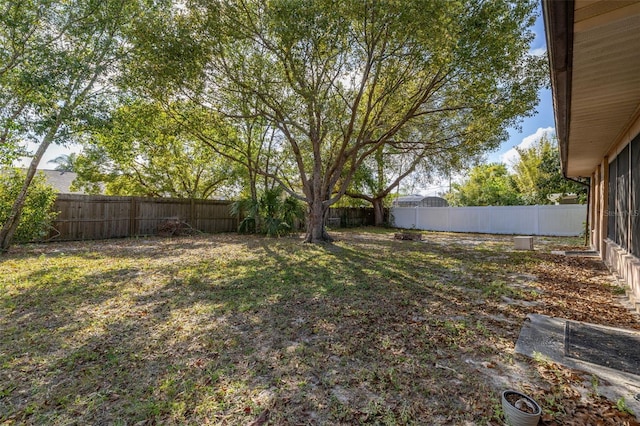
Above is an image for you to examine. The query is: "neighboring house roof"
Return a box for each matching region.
[37,169,83,194]
[543,1,640,177]
[393,195,449,207]
[3,168,82,194]
[394,194,425,204]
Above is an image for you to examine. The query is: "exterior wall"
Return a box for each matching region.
[604,240,640,312]
[391,205,587,236]
[594,114,640,307]
[600,156,609,255]
[592,170,596,250]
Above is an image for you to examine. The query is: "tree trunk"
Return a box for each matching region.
[372,197,386,227]
[0,138,54,252]
[304,198,332,243]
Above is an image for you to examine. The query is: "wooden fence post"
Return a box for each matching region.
[129,197,137,236]
[190,198,196,228]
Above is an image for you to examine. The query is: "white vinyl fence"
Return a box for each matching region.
[391,205,587,236]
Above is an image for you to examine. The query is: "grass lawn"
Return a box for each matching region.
[1,229,639,425]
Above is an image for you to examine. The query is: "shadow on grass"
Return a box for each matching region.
[0,232,585,424]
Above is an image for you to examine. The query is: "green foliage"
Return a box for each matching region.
[73,100,238,199]
[447,163,523,206]
[0,0,143,251]
[230,187,304,237]
[47,153,78,172]
[130,0,546,241]
[231,198,258,234]
[0,168,57,242]
[1,0,140,144]
[512,134,587,204]
[0,144,26,167]
[448,134,588,206]
[616,397,634,416]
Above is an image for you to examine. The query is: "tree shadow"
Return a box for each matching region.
[2,232,630,424]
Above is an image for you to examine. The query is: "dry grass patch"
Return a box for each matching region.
[0,230,638,425]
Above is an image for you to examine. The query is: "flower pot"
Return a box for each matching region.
[501,390,541,426]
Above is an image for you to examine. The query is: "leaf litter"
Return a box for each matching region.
[0,230,638,425]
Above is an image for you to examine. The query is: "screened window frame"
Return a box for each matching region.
[616,144,630,250]
[631,133,640,257]
[608,158,617,241]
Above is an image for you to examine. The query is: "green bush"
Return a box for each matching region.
[0,168,58,242]
[230,187,304,237]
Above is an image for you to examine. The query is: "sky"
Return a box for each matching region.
[18,5,557,195]
[489,7,556,166]
[488,5,555,162]
[420,7,557,195]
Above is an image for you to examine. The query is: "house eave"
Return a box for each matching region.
[544,1,640,178]
[542,0,573,178]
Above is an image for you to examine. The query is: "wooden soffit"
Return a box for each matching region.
[544,0,640,177]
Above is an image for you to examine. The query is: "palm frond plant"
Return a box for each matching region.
[230,187,304,237]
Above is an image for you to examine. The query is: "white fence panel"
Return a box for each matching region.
[391,207,417,228]
[489,206,538,235]
[537,205,586,236]
[416,207,449,231]
[391,205,586,236]
[449,207,492,233]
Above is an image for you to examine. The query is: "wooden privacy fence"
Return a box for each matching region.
[325,207,380,228]
[49,194,236,241]
[47,194,379,241]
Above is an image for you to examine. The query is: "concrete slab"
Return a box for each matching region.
[550,250,600,257]
[515,313,640,419]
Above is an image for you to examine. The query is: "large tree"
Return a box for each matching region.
[0,0,143,251]
[0,0,42,166]
[344,125,486,225]
[133,0,546,242]
[512,133,587,204]
[167,97,295,204]
[446,163,523,206]
[73,100,238,199]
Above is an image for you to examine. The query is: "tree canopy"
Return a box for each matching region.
[511,133,587,204]
[73,100,238,199]
[447,134,587,206]
[128,0,546,242]
[447,163,522,206]
[2,0,548,248]
[0,0,144,251]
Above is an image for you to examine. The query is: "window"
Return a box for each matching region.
[631,134,640,257]
[608,159,616,241]
[616,144,629,249]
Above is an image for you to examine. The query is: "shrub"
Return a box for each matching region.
[0,168,58,242]
[230,187,304,237]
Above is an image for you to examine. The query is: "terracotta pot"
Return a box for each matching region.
[501,390,541,426]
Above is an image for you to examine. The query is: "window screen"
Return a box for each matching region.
[631,134,640,257]
[616,145,630,249]
[608,159,616,241]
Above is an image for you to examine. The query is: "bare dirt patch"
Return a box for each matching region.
[0,230,638,425]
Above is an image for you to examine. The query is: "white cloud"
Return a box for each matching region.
[500,127,555,167]
[530,47,546,56]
